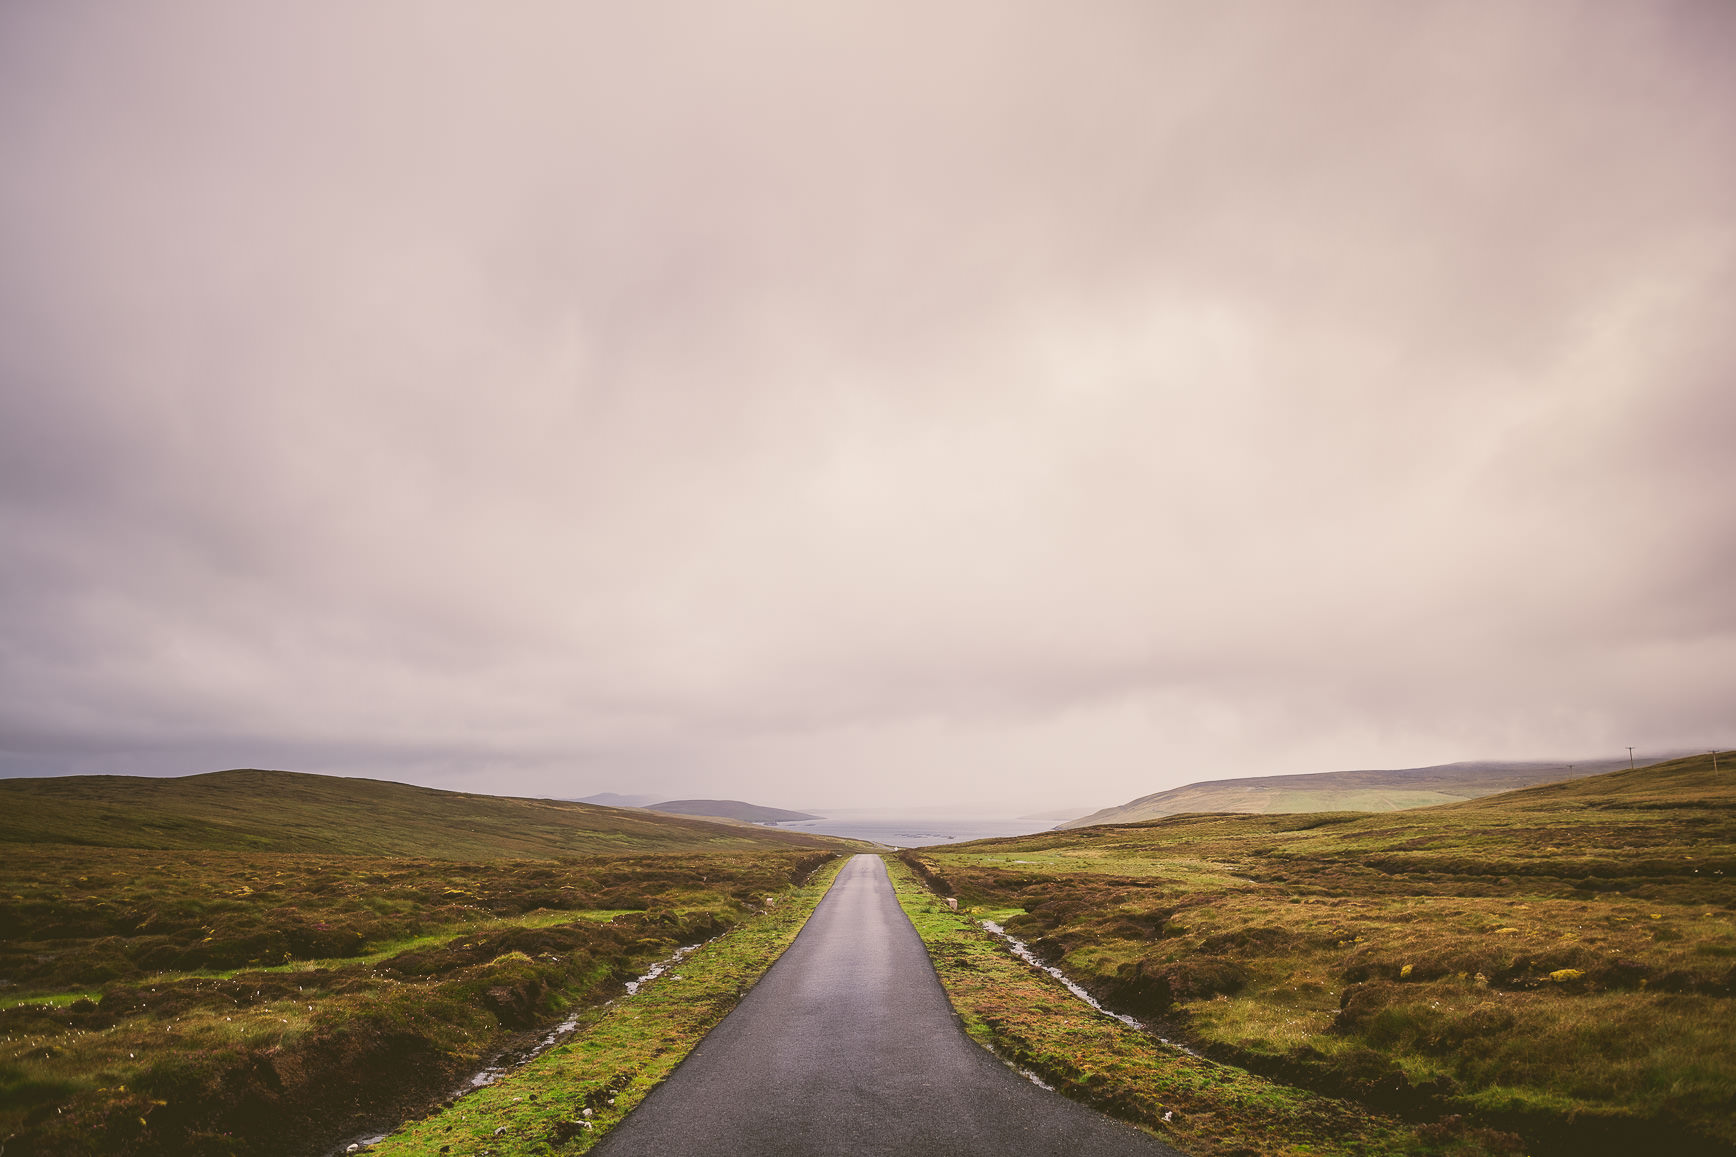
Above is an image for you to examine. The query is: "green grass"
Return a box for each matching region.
[367,856,848,1155]
[0,768,860,859]
[0,991,102,1011]
[905,752,1736,1155]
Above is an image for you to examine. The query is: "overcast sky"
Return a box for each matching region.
[1,2,1731,813]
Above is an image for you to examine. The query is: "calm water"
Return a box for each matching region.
[772,814,1061,847]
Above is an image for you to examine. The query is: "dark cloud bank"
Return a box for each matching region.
[2,2,1732,811]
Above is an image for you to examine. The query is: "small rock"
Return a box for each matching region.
[582,1108,594,1118]
[494,1125,508,1136]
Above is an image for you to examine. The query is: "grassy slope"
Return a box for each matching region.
[908,752,1736,1155]
[1064,759,1642,827]
[0,769,854,858]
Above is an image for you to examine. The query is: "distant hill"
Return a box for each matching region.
[648,799,820,823]
[576,791,661,808]
[0,769,855,858]
[1452,750,1732,813]
[1060,756,1669,828]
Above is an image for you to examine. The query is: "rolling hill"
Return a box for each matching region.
[1059,755,1663,827]
[576,791,661,808]
[648,798,820,823]
[0,768,855,858]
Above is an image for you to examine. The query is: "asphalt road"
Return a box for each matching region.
[591,854,1182,1157]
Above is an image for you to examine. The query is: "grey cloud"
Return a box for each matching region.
[2,2,1732,810]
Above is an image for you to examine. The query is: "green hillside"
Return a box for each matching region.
[0,768,854,858]
[1062,755,1652,827]
[649,798,819,823]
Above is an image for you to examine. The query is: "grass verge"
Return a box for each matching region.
[884,856,1516,1157]
[366,855,849,1156]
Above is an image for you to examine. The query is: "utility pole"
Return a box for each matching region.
[1628,746,1635,769]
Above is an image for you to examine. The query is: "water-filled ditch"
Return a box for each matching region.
[979,919,1199,1057]
[319,939,707,1156]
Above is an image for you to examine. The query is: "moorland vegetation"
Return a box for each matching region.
[0,770,850,1155]
[904,752,1735,1156]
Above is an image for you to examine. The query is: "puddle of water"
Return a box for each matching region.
[979,920,1199,1056]
[462,1008,585,1090]
[461,940,703,1091]
[324,1130,390,1156]
[624,942,699,995]
[1018,1066,1055,1090]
